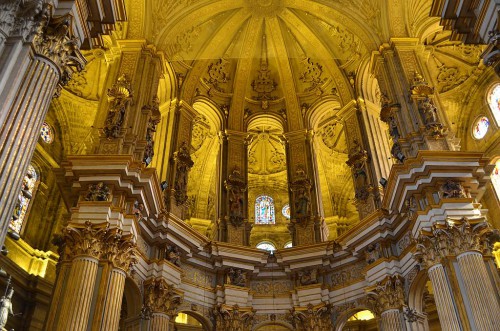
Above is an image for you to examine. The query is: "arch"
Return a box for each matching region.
[177,310,213,331]
[256,241,277,252]
[253,320,294,331]
[407,269,429,313]
[335,307,376,331]
[123,277,142,318]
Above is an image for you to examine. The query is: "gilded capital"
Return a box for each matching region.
[142,278,183,319]
[53,221,109,261]
[289,303,332,331]
[416,218,493,267]
[101,229,137,272]
[31,6,85,89]
[367,275,405,314]
[212,304,255,331]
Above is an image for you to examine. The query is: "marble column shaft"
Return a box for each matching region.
[149,313,170,331]
[55,256,99,331]
[99,268,128,331]
[0,49,59,244]
[456,251,500,331]
[380,309,406,331]
[427,264,461,331]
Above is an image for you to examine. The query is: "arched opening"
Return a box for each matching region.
[253,321,294,330]
[336,308,377,331]
[119,278,143,330]
[407,269,439,330]
[175,310,212,331]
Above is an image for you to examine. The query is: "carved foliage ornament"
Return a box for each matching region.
[142,278,182,319]
[367,275,405,314]
[30,4,86,93]
[104,74,133,139]
[53,221,136,272]
[289,303,332,331]
[212,304,254,331]
[415,218,494,268]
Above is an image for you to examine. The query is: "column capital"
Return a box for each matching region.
[102,229,137,273]
[416,218,494,267]
[212,304,255,331]
[31,5,85,91]
[142,278,183,319]
[367,275,405,314]
[289,303,332,330]
[53,221,109,260]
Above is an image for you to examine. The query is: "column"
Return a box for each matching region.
[0,4,84,244]
[416,218,500,330]
[45,222,108,331]
[93,230,136,331]
[367,275,406,331]
[416,233,463,331]
[142,278,183,331]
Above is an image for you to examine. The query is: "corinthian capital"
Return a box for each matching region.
[212,304,255,331]
[53,221,109,260]
[367,275,405,314]
[31,5,85,90]
[101,228,137,272]
[142,278,183,319]
[416,218,493,268]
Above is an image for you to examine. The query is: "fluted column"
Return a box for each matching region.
[0,4,84,244]
[456,251,500,330]
[367,275,406,331]
[142,278,183,331]
[45,222,108,331]
[426,264,461,331]
[93,230,136,331]
[416,218,500,330]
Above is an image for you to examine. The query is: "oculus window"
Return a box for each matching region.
[282,203,290,219]
[472,116,489,139]
[255,195,275,224]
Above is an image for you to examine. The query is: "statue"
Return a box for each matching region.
[173,142,194,205]
[294,187,310,218]
[0,278,14,331]
[227,268,246,287]
[85,182,110,201]
[103,75,132,139]
[229,188,244,220]
[165,245,181,267]
[298,269,318,286]
[441,180,466,198]
[419,97,439,124]
[389,116,400,141]
[143,114,160,166]
[365,243,381,264]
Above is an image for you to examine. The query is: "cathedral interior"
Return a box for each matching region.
[1,0,500,330]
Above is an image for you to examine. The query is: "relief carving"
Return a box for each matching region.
[164,245,181,267]
[204,58,230,93]
[84,182,110,202]
[227,268,247,287]
[299,58,325,91]
[297,268,318,286]
[441,180,466,199]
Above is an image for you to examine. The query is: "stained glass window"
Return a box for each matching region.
[9,164,38,234]
[473,116,489,139]
[487,83,500,125]
[492,159,500,199]
[282,203,290,219]
[255,195,275,224]
[40,122,54,143]
[256,242,276,252]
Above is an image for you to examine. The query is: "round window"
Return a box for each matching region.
[472,116,489,139]
[40,122,54,143]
